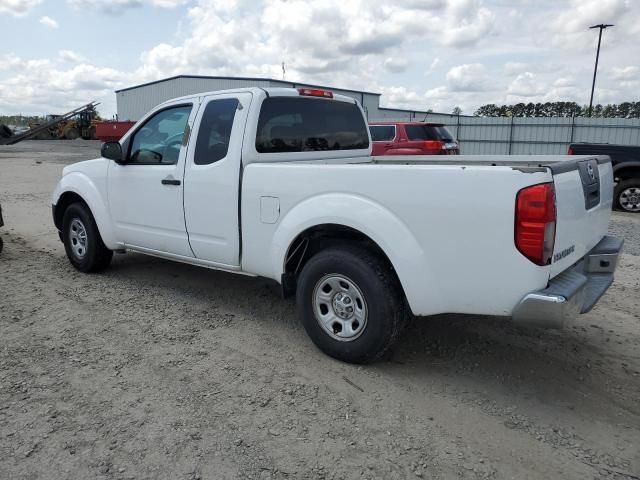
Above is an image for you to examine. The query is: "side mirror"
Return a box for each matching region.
[101,141,124,163]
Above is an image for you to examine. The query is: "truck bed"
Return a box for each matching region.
[372,154,610,173]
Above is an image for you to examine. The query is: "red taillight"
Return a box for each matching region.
[297,88,333,98]
[423,140,445,154]
[567,147,574,155]
[515,182,556,266]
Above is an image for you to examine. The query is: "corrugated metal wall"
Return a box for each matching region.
[116,77,640,154]
[424,115,640,154]
[116,77,381,121]
[116,77,272,121]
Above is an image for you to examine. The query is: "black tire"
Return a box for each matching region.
[62,203,112,272]
[64,127,80,140]
[0,236,3,254]
[614,178,640,213]
[296,245,406,364]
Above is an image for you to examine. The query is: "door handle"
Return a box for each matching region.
[161,177,181,186]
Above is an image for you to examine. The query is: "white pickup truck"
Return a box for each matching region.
[52,87,623,363]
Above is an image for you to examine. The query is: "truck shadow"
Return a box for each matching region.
[386,312,640,420]
[105,252,639,421]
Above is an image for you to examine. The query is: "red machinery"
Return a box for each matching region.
[95,121,135,142]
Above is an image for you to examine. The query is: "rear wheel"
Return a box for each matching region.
[296,246,405,364]
[62,203,112,272]
[615,178,640,213]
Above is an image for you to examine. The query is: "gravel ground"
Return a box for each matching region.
[1,141,639,479]
[609,212,640,256]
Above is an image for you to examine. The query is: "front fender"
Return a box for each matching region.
[270,193,444,315]
[52,172,118,249]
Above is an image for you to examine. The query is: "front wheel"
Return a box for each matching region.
[62,203,113,272]
[615,179,640,213]
[64,127,80,140]
[296,246,406,364]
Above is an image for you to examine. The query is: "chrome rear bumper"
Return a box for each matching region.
[512,236,623,329]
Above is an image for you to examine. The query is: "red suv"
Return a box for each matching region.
[368,122,459,156]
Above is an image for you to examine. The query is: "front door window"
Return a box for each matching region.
[129,106,192,164]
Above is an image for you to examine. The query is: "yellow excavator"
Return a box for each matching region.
[2,102,100,144]
[55,106,101,140]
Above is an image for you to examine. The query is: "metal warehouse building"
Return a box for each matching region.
[115,75,640,155]
[115,75,439,123]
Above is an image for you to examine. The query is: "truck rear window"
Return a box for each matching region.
[405,124,454,142]
[369,125,396,142]
[255,97,369,153]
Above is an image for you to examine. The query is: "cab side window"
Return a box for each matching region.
[129,105,192,165]
[369,125,396,142]
[194,98,239,165]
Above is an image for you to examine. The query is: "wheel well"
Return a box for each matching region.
[615,166,640,182]
[53,192,86,230]
[281,224,400,297]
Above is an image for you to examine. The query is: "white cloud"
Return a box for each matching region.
[0,0,42,16]
[504,62,528,76]
[152,0,186,6]
[446,63,490,91]
[59,50,85,63]
[383,57,410,73]
[0,53,22,71]
[439,0,495,47]
[425,58,441,75]
[67,0,143,14]
[0,54,125,115]
[610,65,639,80]
[550,0,632,49]
[553,77,576,88]
[507,72,546,97]
[379,85,425,109]
[130,0,498,98]
[39,15,58,28]
[67,0,188,14]
[0,0,638,117]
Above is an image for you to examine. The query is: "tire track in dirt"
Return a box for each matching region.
[1,236,639,479]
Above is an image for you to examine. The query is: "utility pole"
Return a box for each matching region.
[588,23,613,117]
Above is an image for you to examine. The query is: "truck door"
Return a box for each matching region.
[183,92,253,267]
[107,102,197,257]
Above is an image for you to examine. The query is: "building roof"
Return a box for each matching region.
[115,74,382,96]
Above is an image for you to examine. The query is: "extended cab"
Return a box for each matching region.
[369,122,459,156]
[53,87,623,363]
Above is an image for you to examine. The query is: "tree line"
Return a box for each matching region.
[471,102,640,118]
[0,115,46,127]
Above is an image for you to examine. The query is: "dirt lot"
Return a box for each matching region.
[1,141,639,480]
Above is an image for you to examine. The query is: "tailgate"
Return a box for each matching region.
[549,155,613,278]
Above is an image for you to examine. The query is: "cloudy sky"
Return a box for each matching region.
[0,0,638,117]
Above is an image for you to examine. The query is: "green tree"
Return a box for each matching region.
[473,101,640,118]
